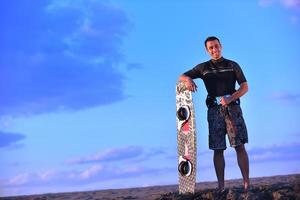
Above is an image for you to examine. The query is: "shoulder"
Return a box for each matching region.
[199,60,211,66]
[194,61,209,70]
[224,58,239,66]
[224,58,241,70]
[199,60,211,68]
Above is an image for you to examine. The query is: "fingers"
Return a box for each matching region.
[220,98,226,106]
[220,96,231,106]
[189,86,195,92]
[186,81,197,92]
[192,84,198,92]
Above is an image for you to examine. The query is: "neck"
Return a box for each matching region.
[211,57,224,63]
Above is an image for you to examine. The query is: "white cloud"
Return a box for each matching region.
[259,0,300,8]
[37,170,58,181]
[2,163,170,189]
[247,142,300,163]
[268,91,300,105]
[0,0,130,116]
[258,0,300,25]
[2,142,300,196]
[66,146,144,164]
[7,173,30,186]
[66,146,166,165]
[0,131,26,149]
[79,165,103,180]
[251,151,278,161]
[115,166,142,175]
[281,0,300,8]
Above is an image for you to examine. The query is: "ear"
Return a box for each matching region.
[204,46,209,53]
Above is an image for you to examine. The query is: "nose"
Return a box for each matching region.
[213,46,220,53]
[212,47,218,53]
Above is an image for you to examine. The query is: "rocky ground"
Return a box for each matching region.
[1,174,299,200]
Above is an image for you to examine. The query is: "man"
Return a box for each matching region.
[179,36,250,190]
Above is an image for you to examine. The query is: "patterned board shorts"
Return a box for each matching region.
[207,105,248,150]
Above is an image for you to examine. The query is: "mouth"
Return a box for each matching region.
[213,52,220,57]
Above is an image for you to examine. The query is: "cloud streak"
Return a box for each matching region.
[0,131,26,149]
[281,0,300,8]
[209,142,300,171]
[0,0,130,116]
[2,142,299,196]
[2,164,171,189]
[248,142,300,163]
[268,91,300,105]
[258,0,300,24]
[258,0,300,8]
[67,146,166,165]
[1,145,171,196]
[67,146,145,164]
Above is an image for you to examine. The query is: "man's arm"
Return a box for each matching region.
[221,82,248,105]
[178,74,198,92]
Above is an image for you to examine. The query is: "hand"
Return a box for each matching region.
[185,79,197,92]
[220,95,232,106]
[179,75,198,92]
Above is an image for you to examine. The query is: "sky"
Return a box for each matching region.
[0,0,300,197]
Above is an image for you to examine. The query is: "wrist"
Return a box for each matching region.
[229,95,235,103]
[224,95,233,104]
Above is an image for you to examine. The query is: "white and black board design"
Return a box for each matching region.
[176,80,197,194]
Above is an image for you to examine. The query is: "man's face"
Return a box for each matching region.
[205,40,222,60]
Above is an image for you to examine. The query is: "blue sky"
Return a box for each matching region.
[1,0,300,196]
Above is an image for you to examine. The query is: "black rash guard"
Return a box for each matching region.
[183,57,247,97]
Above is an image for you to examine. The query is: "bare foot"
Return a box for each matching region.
[218,183,224,192]
[217,187,226,193]
[244,179,250,191]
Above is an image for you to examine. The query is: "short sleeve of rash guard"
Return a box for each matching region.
[233,62,247,84]
[183,64,204,79]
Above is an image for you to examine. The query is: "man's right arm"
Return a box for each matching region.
[178,74,198,92]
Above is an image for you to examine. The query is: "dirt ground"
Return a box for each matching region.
[1,174,299,200]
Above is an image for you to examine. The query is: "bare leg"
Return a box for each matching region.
[235,144,250,190]
[213,149,225,190]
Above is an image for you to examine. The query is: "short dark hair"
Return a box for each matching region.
[204,36,221,48]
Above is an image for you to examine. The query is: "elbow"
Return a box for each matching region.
[179,74,188,81]
[178,75,184,82]
[243,82,249,93]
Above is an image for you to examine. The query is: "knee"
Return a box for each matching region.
[235,144,246,153]
[214,149,224,156]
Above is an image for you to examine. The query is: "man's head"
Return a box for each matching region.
[204,36,222,60]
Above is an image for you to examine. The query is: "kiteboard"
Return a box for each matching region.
[175,80,197,194]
